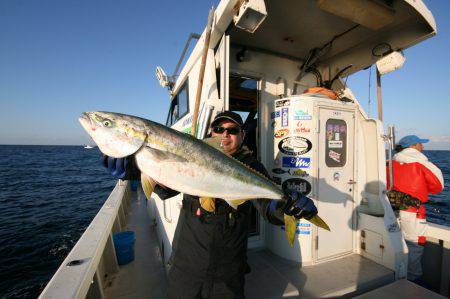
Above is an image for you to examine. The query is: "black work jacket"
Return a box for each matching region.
[153,146,283,282]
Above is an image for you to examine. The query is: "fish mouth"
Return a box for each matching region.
[79,112,97,132]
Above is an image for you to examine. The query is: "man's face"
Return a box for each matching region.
[211,120,245,155]
[410,142,424,152]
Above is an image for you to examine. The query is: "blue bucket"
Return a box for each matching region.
[113,231,135,265]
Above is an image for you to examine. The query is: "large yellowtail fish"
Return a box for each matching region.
[79,111,329,246]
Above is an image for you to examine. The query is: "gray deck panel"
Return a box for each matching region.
[245,250,395,298]
[354,279,446,299]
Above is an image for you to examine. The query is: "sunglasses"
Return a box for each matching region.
[212,126,242,135]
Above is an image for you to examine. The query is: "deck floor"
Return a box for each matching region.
[104,190,167,299]
[246,250,394,298]
[105,190,395,298]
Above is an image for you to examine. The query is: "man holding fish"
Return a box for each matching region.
[81,110,321,298]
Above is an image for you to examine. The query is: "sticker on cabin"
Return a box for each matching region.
[282,157,311,169]
[333,171,341,182]
[290,169,309,177]
[328,150,341,163]
[281,108,289,127]
[282,178,312,195]
[297,222,311,227]
[328,140,343,148]
[280,226,310,235]
[271,111,280,119]
[325,119,347,167]
[278,136,312,155]
[275,99,290,108]
[293,109,312,120]
[272,176,282,185]
[274,129,289,138]
[294,122,311,134]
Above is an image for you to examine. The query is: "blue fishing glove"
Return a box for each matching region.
[282,190,318,220]
[100,155,140,180]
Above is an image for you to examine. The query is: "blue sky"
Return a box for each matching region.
[1,0,449,149]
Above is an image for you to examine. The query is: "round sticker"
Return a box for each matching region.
[278,136,312,155]
[282,178,312,195]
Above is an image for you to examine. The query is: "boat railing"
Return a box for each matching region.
[423,222,450,296]
[39,180,131,299]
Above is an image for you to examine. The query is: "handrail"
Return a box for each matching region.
[39,180,129,298]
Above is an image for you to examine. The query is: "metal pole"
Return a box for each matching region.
[388,125,395,190]
[191,7,214,137]
[377,67,383,121]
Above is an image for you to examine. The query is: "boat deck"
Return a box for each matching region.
[104,190,398,298]
[104,191,167,299]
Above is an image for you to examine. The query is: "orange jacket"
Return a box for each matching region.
[386,148,444,203]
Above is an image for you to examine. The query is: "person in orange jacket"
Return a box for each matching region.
[386,135,444,281]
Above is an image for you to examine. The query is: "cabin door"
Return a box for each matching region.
[317,108,355,261]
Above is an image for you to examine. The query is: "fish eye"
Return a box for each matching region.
[102,119,112,127]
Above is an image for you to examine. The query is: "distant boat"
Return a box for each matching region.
[84,145,94,149]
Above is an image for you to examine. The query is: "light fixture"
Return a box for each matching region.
[376,51,406,75]
[234,0,267,34]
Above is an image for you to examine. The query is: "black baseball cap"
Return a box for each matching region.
[211,111,244,127]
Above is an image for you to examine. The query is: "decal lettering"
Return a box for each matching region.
[328,150,341,163]
[274,129,289,138]
[275,99,290,108]
[293,109,312,120]
[289,169,309,177]
[282,157,311,168]
[328,140,343,148]
[281,107,289,127]
[282,178,312,195]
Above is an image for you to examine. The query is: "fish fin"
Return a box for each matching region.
[227,199,247,210]
[284,214,297,247]
[141,173,156,200]
[144,145,188,163]
[202,136,227,153]
[308,215,331,231]
[199,197,215,212]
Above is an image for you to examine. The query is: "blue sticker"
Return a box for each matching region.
[293,109,312,120]
[281,226,311,235]
[271,111,280,119]
[282,157,311,168]
[281,108,289,127]
[297,222,311,227]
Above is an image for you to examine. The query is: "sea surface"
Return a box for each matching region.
[0,146,449,298]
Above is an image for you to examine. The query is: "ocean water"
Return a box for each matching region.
[0,145,115,298]
[0,146,448,298]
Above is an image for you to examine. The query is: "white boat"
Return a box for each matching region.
[84,145,94,149]
[40,1,449,298]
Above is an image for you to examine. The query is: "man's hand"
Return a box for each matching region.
[282,190,317,220]
[100,155,140,180]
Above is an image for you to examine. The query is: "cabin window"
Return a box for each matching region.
[325,119,347,167]
[166,81,189,126]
